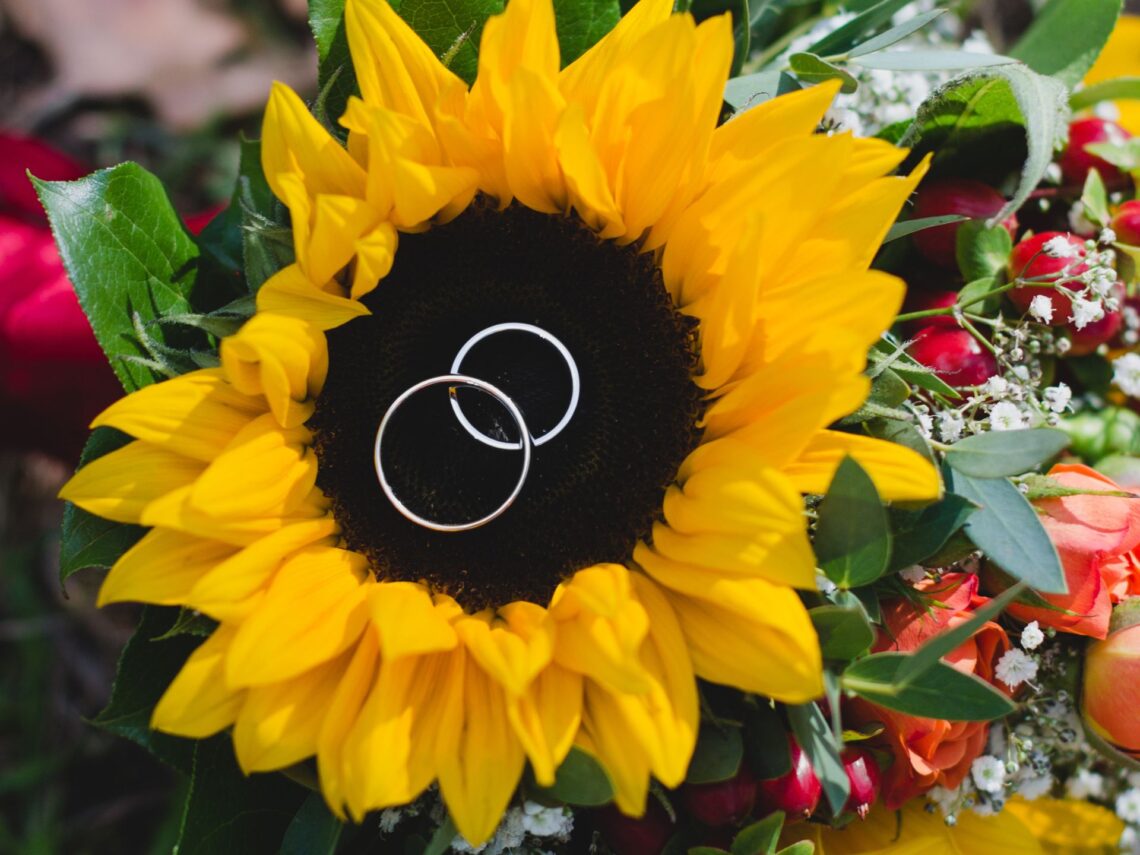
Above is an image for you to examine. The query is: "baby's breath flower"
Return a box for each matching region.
[1070,297,1106,330]
[1100,227,1117,244]
[521,803,572,838]
[983,376,1010,397]
[989,401,1025,431]
[938,410,966,442]
[1044,235,1080,258]
[1114,353,1140,397]
[972,756,1006,794]
[1021,621,1044,650]
[995,649,1038,688]
[1028,295,1055,324]
[1118,789,1140,824]
[1066,769,1106,800]
[1042,384,1071,414]
[900,565,927,584]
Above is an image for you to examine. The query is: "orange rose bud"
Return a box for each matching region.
[1082,602,1140,760]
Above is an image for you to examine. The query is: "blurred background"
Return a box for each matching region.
[0,1,1137,853]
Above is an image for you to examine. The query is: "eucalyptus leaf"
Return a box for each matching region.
[744,699,792,781]
[788,52,858,93]
[1010,0,1122,88]
[847,9,944,58]
[883,214,967,243]
[944,467,1068,593]
[1071,77,1140,111]
[786,703,848,815]
[815,457,892,589]
[686,725,745,784]
[838,368,909,425]
[535,746,614,805]
[724,70,799,112]
[841,653,1015,720]
[945,428,1070,478]
[864,418,935,468]
[806,0,914,58]
[854,50,1018,72]
[810,605,875,660]
[889,493,977,571]
[955,220,1013,283]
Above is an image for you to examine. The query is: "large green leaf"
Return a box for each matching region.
[1010,0,1121,88]
[534,746,614,805]
[390,0,504,84]
[899,65,1069,226]
[554,0,622,65]
[810,605,875,660]
[944,467,1068,593]
[237,139,294,291]
[944,428,1070,479]
[842,653,1015,721]
[888,493,977,572]
[814,457,892,589]
[34,163,202,391]
[59,428,145,583]
[176,738,308,855]
[91,607,200,773]
[686,724,745,784]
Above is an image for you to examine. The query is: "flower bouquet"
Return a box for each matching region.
[37,0,1140,852]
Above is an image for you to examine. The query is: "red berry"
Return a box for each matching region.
[1007,231,1087,319]
[1068,281,1125,355]
[591,801,674,855]
[911,179,1017,269]
[1112,200,1140,246]
[756,737,822,822]
[841,747,882,820]
[909,327,998,388]
[901,288,959,334]
[1060,117,1132,186]
[681,765,757,828]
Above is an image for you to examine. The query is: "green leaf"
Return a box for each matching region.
[1086,138,1140,172]
[955,220,1013,283]
[863,418,935,468]
[815,457,892,589]
[810,606,875,660]
[1081,168,1111,227]
[841,653,1015,720]
[34,163,202,392]
[424,817,458,855]
[176,738,308,855]
[854,50,1018,72]
[92,607,200,773]
[943,467,1068,593]
[724,70,799,112]
[238,139,294,291]
[847,9,944,58]
[1071,76,1140,111]
[535,746,614,805]
[945,428,1070,478]
[390,0,505,85]
[309,0,345,63]
[786,702,848,815]
[1018,472,1137,500]
[280,792,343,855]
[689,848,731,855]
[60,428,146,583]
[899,66,1069,227]
[686,724,744,784]
[884,214,968,244]
[788,53,858,93]
[553,0,621,66]
[839,369,909,425]
[806,0,913,58]
[775,842,814,855]
[889,493,977,571]
[956,275,1001,315]
[743,698,792,781]
[310,0,357,130]
[732,813,784,855]
[893,581,1026,685]
[1010,0,1121,88]
[871,337,960,400]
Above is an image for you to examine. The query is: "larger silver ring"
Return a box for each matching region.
[373,374,532,532]
[449,322,580,450]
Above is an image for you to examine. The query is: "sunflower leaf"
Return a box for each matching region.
[841,653,1015,720]
[553,0,621,65]
[815,457,892,589]
[1009,0,1121,88]
[238,138,294,290]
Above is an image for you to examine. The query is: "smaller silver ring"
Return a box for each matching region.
[374,374,532,532]
[449,322,580,450]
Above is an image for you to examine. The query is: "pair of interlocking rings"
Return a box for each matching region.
[373,323,580,532]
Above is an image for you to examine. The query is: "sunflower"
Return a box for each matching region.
[61,0,940,844]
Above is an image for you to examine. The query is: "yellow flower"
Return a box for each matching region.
[61,0,939,843]
[1083,15,1140,134]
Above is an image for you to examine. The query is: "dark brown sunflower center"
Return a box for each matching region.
[310,199,703,609]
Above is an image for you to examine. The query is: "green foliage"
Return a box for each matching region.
[815,457,892,589]
[804,0,914,58]
[238,138,294,291]
[743,698,791,781]
[853,50,1017,72]
[553,0,622,66]
[723,70,799,112]
[280,793,344,855]
[838,368,909,425]
[944,467,1068,593]
[533,746,615,805]
[841,653,1015,720]
[786,702,848,815]
[1010,0,1122,88]
[731,812,785,855]
[883,214,967,244]
[1071,77,1140,111]
[809,605,875,660]
[888,493,977,571]
[686,724,745,784]
[33,163,204,391]
[944,428,1070,478]
[955,220,1012,283]
[788,53,858,93]
[91,607,200,774]
[311,0,358,128]
[176,738,308,855]
[1081,169,1111,227]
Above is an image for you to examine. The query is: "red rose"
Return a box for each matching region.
[847,573,1011,809]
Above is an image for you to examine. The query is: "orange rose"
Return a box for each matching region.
[1083,610,1140,759]
[1005,464,1140,639]
[848,573,1011,809]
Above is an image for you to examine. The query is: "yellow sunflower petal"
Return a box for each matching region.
[307,193,381,285]
[549,563,651,695]
[1004,796,1125,853]
[554,102,624,236]
[785,429,942,502]
[59,441,205,524]
[152,625,245,738]
[368,581,460,660]
[506,662,582,786]
[90,368,263,461]
[579,682,652,815]
[437,656,528,847]
[351,223,399,298]
[233,649,354,773]
[256,263,371,329]
[225,545,370,687]
[99,529,237,607]
[502,68,567,214]
[456,601,555,696]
